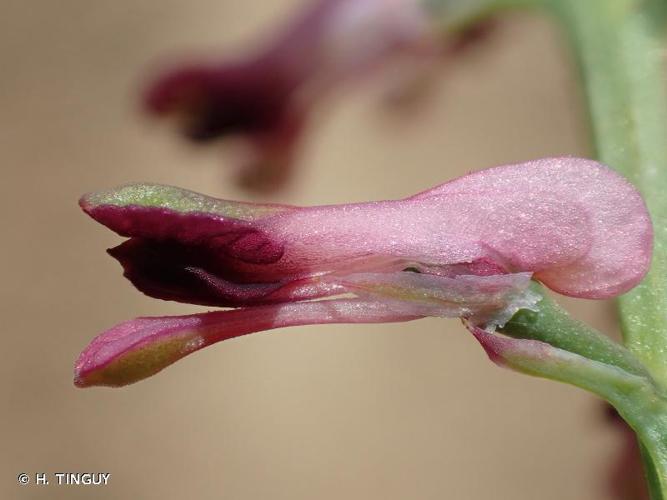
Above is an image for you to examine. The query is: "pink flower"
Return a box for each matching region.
[144,0,436,191]
[75,157,652,387]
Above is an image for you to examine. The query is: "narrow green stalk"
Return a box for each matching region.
[641,444,665,500]
[616,395,667,500]
[500,285,650,379]
[499,286,667,497]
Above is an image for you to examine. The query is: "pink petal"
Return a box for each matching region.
[410,157,653,298]
[261,157,651,298]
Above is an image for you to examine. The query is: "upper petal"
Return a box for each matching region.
[81,157,653,301]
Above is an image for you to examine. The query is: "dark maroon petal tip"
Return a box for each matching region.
[108,238,289,307]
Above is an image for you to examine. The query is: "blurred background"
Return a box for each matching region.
[1,1,626,498]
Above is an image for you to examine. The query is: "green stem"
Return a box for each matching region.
[427,0,667,496]
[538,2,667,497]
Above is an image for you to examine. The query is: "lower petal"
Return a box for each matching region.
[74,299,424,388]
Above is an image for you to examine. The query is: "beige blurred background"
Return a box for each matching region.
[1,1,625,499]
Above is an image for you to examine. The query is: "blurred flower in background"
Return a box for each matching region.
[143,0,486,192]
